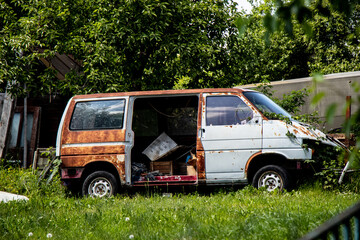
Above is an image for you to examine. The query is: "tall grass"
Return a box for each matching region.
[0,167,359,239]
[0,166,65,198]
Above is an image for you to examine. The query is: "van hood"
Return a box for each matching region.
[288,121,342,148]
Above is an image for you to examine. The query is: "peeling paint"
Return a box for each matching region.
[116,154,125,163]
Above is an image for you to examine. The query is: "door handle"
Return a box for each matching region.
[200,128,205,138]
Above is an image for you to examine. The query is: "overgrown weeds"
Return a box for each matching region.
[0,164,65,198]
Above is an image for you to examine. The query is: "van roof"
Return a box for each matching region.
[71,88,252,100]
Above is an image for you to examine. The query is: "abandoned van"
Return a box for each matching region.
[56,88,341,197]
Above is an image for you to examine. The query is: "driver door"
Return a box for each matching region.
[200,93,262,182]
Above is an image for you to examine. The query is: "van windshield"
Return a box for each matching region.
[243,91,292,120]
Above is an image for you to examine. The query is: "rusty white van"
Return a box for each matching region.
[56,88,341,197]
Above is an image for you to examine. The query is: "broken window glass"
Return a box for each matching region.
[70,99,125,130]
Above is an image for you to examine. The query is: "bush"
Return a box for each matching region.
[0,164,65,198]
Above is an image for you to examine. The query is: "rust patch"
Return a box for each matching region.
[61,154,121,167]
[196,93,204,151]
[61,154,126,183]
[72,88,244,100]
[61,145,125,156]
[62,129,126,145]
[293,125,315,137]
[196,140,204,152]
[196,151,206,179]
[113,155,126,184]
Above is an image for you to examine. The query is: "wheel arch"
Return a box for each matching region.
[82,161,121,186]
[246,153,289,183]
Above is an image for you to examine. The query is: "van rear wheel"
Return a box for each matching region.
[252,165,290,191]
[82,171,118,197]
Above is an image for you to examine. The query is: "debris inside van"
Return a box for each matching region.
[150,161,173,175]
[186,150,197,176]
[131,162,147,181]
[142,132,179,161]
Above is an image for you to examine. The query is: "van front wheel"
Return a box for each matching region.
[82,171,118,197]
[252,165,290,191]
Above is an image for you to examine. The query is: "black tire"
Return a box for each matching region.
[252,165,290,191]
[82,171,118,197]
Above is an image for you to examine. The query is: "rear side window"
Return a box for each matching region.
[70,99,125,130]
[206,96,253,126]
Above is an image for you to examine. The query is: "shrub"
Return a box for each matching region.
[0,164,65,198]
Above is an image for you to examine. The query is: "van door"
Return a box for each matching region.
[201,93,262,183]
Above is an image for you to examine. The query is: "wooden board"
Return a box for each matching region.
[150,161,173,175]
[0,92,15,159]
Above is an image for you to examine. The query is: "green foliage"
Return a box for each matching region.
[315,148,344,190]
[245,0,358,38]
[0,0,241,96]
[234,7,311,85]
[2,0,360,97]
[301,139,359,191]
[0,165,65,197]
[256,83,321,125]
[236,1,360,86]
[0,147,65,197]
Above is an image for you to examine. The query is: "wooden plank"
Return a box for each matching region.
[55,53,79,70]
[12,106,41,167]
[150,161,173,175]
[0,92,15,159]
[0,93,5,114]
[38,57,65,80]
[50,56,70,77]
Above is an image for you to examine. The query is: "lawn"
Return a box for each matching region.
[1,186,359,240]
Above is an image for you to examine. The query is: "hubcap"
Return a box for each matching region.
[88,177,112,197]
[258,171,283,191]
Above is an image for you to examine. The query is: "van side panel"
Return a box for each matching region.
[61,154,126,184]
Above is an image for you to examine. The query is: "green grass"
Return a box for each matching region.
[1,187,359,240]
[1,167,360,239]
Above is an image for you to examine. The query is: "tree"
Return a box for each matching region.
[234,0,360,84]
[307,4,360,74]
[1,0,359,97]
[0,0,240,96]
[233,2,311,84]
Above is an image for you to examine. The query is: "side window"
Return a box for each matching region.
[70,99,125,130]
[206,96,253,126]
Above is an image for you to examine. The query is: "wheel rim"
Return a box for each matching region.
[88,177,112,197]
[258,171,283,191]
